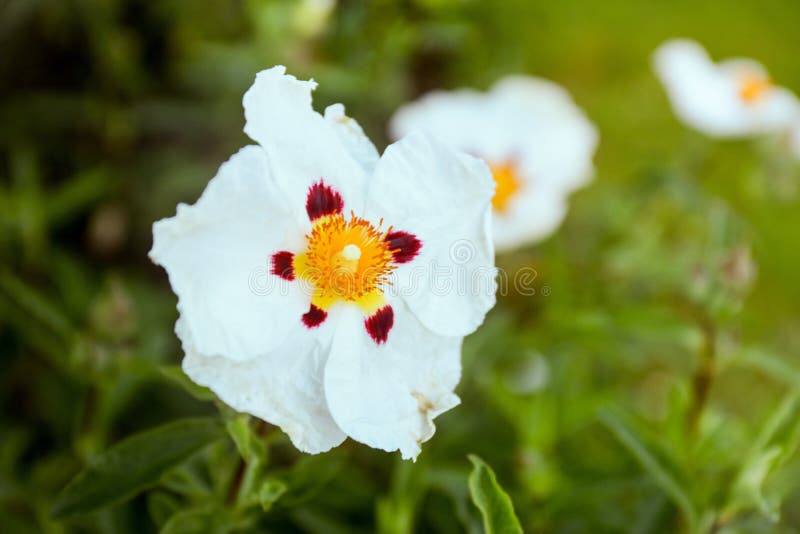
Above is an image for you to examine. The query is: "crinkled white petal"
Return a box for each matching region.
[150,146,307,361]
[324,103,380,174]
[179,317,347,454]
[366,132,496,338]
[323,303,461,460]
[493,185,568,252]
[653,39,799,137]
[243,66,369,227]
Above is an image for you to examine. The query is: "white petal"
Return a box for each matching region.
[741,88,800,134]
[150,146,307,361]
[324,103,380,174]
[389,89,498,156]
[489,76,599,193]
[179,317,347,454]
[717,58,800,134]
[243,66,369,226]
[653,39,799,137]
[493,186,568,252]
[366,132,496,337]
[389,78,598,195]
[653,39,732,136]
[323,303,461,460]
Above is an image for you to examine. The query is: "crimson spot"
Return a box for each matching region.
[306,180,343,220]
[365,305,394,344]
[302,304,327,328]
[271,251,295,280]
[384,231,421,264]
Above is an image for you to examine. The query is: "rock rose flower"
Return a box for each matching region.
[150,66,497,459]
[389,76,598,252]
[653,39,799,138]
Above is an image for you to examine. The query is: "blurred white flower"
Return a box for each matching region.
[295,0,336,37]
[653,39,799,138]
[150,66,496,460]
[790,120,800,158]
[390,76,598,252]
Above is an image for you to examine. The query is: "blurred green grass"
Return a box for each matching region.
[2,0,800,532]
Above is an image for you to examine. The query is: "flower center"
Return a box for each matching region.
[271,179,422,342]
[294,213,395,312]
[490,161,522,213]
[738,71,772,104]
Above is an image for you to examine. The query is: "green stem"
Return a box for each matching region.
[686,312,716,435]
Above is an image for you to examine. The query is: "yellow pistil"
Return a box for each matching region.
[490,161,522,213]
[738,71,772,104]
[293,214,394,314]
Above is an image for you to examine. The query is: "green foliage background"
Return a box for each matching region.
[2,0,800,532]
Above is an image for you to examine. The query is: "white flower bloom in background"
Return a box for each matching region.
[294,0,336,37]
[790,120,800,159]
[653,39,800,138]
[389,76,599,252]
[150,66,496,460]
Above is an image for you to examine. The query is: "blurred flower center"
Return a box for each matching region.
[738,71,772,104]
[294,213,395,311]
[490,162,522,212]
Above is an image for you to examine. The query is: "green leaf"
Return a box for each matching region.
[599,409,698,531]
[467,455,523,534]
[281,453,346,506]
[0,268,72,338]
[725,389,800,520]
[258,478,288,512]
[147,491,182,529]
[51,418,224,518]
[225,415,266,463]
[159,507,229,534]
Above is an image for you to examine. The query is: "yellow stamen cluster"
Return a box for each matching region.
[294,214,395,313]
[490,161,522,213]
[738,72,772,104]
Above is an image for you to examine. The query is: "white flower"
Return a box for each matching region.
[389,76,598,252]
[790,120,800,159]
[653,39,799,138]
[150,66,496,460]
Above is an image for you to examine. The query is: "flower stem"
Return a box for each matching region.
[687,312,716,435]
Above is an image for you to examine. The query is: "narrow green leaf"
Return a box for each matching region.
[0,268,72,338]
[467,455,523,534]
[47,167,113,224]
[599,409,698,531]
[731,347,800,387]
[725,389,800,520]
[51,418,224,518]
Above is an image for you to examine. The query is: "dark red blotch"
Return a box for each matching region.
[271,251,295,280]
[384,231,421,264]
[306,180,343,221]
[302,304,327,328]
[365,305,394,344]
